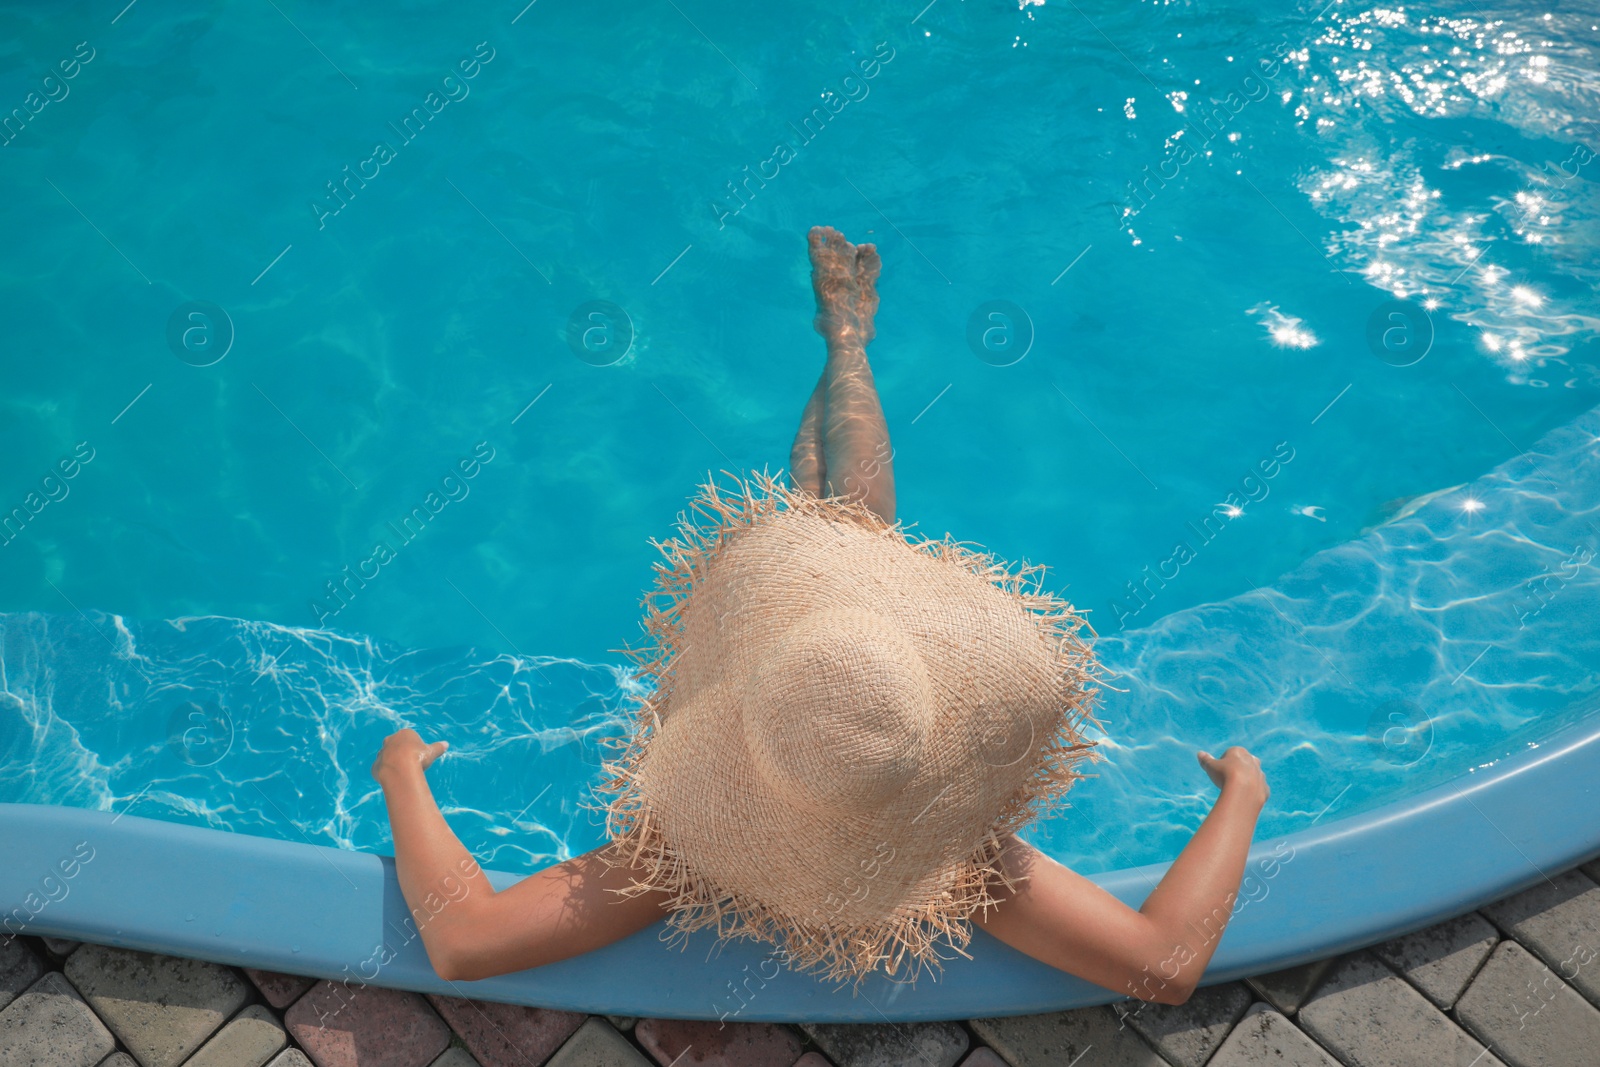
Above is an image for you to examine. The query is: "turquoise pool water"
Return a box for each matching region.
[2,0,1597,875]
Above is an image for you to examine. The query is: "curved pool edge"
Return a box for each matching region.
[5,705,1596,1022]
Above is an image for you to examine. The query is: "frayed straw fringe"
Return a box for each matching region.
[585,467,1108,993]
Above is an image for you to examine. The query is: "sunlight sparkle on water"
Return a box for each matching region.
[1273,324,1318,348]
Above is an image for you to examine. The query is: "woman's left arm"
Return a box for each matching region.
[373,729,672,982]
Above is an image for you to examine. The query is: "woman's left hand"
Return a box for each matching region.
[372,728,449,786]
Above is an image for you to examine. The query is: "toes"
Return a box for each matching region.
[808,227,850,275]
[809,230,858,303]
[808,225,847,260]
[854,244,882,291]
[809,228,881,340]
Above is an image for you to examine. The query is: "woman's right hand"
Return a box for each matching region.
[371,728,449,787]
[1197,746,1269,808]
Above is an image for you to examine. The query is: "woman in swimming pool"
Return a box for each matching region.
[372,226,1269,1002]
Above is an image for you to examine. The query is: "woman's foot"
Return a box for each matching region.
[808,226,880,349]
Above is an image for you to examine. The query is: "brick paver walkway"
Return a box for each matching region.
[2,856,1596,1067]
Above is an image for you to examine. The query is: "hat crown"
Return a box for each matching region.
[743,607,934,813]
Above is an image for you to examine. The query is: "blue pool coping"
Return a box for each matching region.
[4,703,1597,1022]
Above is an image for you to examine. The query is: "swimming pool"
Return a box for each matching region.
[3,0,1598,1018]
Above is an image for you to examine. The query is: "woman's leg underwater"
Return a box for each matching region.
[789,376,827,498]
[794,225,896,525]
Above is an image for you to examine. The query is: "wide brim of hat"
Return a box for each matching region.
[590,468,1106,991]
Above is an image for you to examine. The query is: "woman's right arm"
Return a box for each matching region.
[373,729,672,983]
[975,746,1270,1005]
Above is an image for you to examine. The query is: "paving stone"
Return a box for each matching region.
[1207,1003,1339,1067]
[63,944,247,1067]
[285,981,450,1067]
[429,1049,483,1067]
[0,971,116,1067]
[185,1003,288,1067]
[1371,912,1499,1011]
[637,1017,803,1066]
[100,1055,139,1067]
[245,969,317,1010]
[1480,867,1600,1010]
[424,992,585,1067]
[546,1018,651,1067]
[1296,951,1502,1067]
[1111,980,1252,1067]
[1,936,46,1011]
[971,1007,1167,1067]
[1242,958,1333,1016]
[800,1021,968,1067]
[266,1051,316,1067]
[636,1017,806,1067]
[1455,939,1600,1067]
[792,1055,833,1067]
[605,1016,636,1034]
[42,938,82,960]
[955,1050,1007,1067]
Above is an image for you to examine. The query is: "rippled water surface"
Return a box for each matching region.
[1,0,1596,873]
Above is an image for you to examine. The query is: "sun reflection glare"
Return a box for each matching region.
[1272,324,1318,349]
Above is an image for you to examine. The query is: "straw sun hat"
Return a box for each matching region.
[594,468,1106,989]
